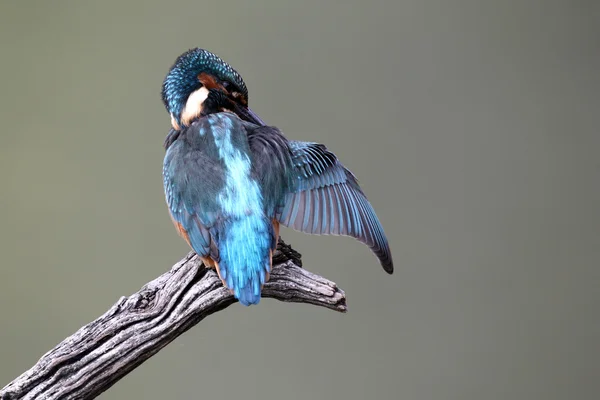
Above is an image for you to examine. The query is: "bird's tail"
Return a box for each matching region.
[216,216,274,306]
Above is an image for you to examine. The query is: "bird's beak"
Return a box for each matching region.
[233,103,267,126]
[246,107,267,126]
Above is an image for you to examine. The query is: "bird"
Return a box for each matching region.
[161,48,393,306]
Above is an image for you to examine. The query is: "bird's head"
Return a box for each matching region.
[161,48,265,130]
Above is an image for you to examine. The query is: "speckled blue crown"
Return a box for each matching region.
[161,48,248,117]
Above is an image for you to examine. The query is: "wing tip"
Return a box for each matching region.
[378,253,394,274]
[382,261,394,274]
[373,244,394,274]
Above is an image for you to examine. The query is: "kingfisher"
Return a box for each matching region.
[161,48,393,306]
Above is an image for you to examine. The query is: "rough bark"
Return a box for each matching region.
[0,240,346,400]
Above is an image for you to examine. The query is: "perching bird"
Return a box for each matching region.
[161,48,393,306]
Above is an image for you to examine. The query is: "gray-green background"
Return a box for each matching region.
[1,1,598,399]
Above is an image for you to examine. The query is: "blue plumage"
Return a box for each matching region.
[211,114,272,305]
[161,48,393,307]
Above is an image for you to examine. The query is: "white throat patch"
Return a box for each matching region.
[180,87,210,127]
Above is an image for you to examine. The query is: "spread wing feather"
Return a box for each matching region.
[279,141,393,273]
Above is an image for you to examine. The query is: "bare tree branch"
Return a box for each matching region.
[0,240,346,400]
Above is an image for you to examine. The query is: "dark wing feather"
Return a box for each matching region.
[163,130,220,260]
[244,123,295,217]
[279,141,393,273]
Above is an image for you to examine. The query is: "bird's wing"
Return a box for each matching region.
[163,132,219,260]
[278,141,393,273]
[244,123,294,216]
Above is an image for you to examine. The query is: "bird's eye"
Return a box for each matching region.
[221,81,230,89]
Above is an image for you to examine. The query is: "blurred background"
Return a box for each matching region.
[0,1,599,399]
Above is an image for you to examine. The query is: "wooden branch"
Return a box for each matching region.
[0,240,346,400]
